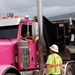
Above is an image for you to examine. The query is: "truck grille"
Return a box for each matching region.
[17,40,28,47]
[22,47,29,68]
[17,40,30,68]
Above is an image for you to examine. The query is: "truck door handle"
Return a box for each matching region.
[31,57,34,62]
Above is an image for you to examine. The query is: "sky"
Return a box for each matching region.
[0,0,75,18]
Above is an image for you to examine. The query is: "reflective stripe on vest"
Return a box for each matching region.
[51,54,62,72]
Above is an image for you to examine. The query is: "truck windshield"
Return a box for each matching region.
[0,25,18,39]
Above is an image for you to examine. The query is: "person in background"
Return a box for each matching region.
[43,47,47,63]
[33,16,38,22]
[45,44,63,75]
[25,15,29,20]
[68,17,75,45]
[24,32,32,40]
[25,15,29,24]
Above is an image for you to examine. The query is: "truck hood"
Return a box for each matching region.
[0,39,18,48]
[0,39,18,64]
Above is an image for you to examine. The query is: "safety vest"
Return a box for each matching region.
[46,53,62,74]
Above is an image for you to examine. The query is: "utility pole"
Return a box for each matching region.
[37,0,44,75]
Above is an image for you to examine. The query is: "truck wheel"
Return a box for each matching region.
[66,65,73,75]
[4,68,21,75]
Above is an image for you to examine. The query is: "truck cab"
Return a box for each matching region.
[0,16,40,75]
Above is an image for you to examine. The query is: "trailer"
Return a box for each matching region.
[43,16,75,75]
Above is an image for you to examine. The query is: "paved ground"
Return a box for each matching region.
[20,71,33,75]
[20,70,41,75]
[20,69,46,75]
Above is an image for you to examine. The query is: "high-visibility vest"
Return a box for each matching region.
[51,54,62,72]
[46,53,62,74]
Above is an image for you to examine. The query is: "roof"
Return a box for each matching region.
[0,18,21,27]
[21,18,33,25]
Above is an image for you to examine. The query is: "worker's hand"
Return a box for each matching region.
[43,72,48,75]
[43,73,46,75]
[61,69,64,75]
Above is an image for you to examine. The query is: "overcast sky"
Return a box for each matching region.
[0,0,75,18]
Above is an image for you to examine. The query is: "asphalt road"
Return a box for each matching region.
[20,71,33,75]
[20,70,40,75]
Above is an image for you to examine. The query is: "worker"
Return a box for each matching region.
[24,32,32,40]
[44,47,47,63]
[25,15,29,21]
[33,16,38,22]
[24,15,29,25]
[45,44,63,75]
[68,17,75,45]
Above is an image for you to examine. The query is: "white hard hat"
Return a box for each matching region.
[25,15,29,18]
[50,44,59,52]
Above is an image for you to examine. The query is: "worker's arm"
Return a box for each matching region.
[46,64,51,74]
[45,55,52,75]
[60,65,64,75]
[60,58,63,75]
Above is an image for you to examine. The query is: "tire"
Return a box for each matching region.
[66,65,74,75]
[4,68,21,75]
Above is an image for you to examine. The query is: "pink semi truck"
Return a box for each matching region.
[1,14,75,75]
[0,15,40,75]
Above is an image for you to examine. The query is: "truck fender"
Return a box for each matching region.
[63,61,75,75]
[0,65,21,75]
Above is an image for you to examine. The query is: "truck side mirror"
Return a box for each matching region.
[32,22,39,39]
